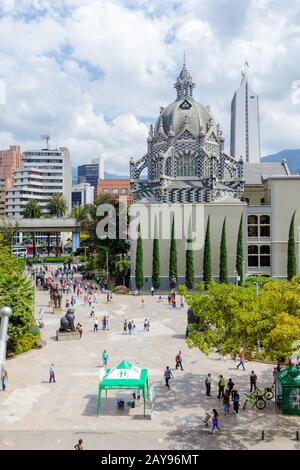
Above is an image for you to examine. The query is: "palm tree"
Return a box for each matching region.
[115,259,130,286]
[23,199,42,257]
[46,193,67,257]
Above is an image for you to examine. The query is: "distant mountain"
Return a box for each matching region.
[71,166,129,183]
[104,171,129,180]
[262,149,300,174]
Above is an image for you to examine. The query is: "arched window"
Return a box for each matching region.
[176,152,197,177]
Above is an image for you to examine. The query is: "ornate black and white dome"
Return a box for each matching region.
[130,60,244,204]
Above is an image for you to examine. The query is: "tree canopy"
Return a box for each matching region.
[183,277,300,361]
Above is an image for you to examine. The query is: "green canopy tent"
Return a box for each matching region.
[97,360,149,417]
[275,366,300,415]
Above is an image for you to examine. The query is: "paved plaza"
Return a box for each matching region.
[0,284,300,450]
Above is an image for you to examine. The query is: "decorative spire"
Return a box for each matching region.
[174,56,195,100]
[147,124,154,142]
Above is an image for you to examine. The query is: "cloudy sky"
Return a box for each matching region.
[1,0,300,174]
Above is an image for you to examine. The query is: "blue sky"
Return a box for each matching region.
[1,0,300,173]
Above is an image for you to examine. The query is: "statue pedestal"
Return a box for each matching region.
[48,300,54,308]
[56,330,81,341]
[53,307,64,315]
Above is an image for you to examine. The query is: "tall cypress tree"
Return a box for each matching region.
[185,217,194,289]
[203,215,212,288]
[219,217,228,284]
[152,215,160,289]
[287,210,296,281]
[169,215,177,285]
[135,223,144,290]
[236,213,244,285]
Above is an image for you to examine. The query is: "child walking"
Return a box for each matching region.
[209,409,222,434]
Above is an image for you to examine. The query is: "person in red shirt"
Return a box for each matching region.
[236,352,246,371]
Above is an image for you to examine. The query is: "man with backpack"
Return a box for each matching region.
[175,351,183,370]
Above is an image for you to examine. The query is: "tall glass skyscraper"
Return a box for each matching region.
[230,72,261,163]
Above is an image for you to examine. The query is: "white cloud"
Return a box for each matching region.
[1,0,300,174]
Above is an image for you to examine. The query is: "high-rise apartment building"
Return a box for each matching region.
[230,72,261,163]
[6,146,71,218]
[78,156,104,197]
[72,183,94,207]
[0,145,22,187]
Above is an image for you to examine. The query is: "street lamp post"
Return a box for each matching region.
[98,246,109,285]
[0,306,12,377]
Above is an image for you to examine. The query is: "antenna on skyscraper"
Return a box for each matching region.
[41,134,50,150]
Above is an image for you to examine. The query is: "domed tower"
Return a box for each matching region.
[130,60,244,203]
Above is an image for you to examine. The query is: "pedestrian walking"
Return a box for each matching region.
[180,297,184,308]
[175,351,183,370]
[123,319,128,334]
[218,375,225,399]
[146,319,150,332]
[209,409,222,434]
[164,366,173,389]
[74,439,83,450]
[143,319,148,332]
[223,390,230,415]
[65,299,70,308]
[132,321,136,334]
[250,370,257,392]
[93,292,97,303]
[70,295,76,307]
[109,293,113,303]
[90,306,95,317]
[39,307,44,322]
[107,293,110,303]
[93,318,99,332]
[236,352,246,371]
[106,315,110,330]
[49,363,56,383]
[102,350,109,367]
[227,378,235,396]
[185,324,190,338]
[128,320,133,335]
[141,298,145,308]
[232,390,240,414]
[205,373,211,396]
[151,286,154,296]
[1,368,8,391]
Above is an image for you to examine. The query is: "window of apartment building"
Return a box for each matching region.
[112,188,119,194]
[121,188,128,194]
[248,245,271,268]
[247,214,270,238]
[103,188,110,193]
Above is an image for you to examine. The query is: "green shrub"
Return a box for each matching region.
[27,324,40,337]
[13,333,39,355]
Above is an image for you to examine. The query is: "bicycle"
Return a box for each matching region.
[251,387,274,401]
[243,393,266,410]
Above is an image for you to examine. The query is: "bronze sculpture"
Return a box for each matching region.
[60,308,76,332]
[50,283,63,309]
